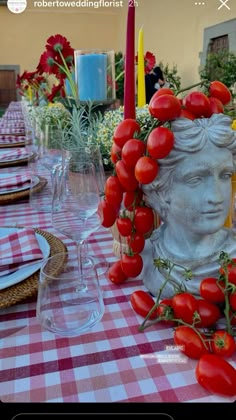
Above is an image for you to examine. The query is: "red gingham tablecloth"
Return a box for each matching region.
[0,169,235,404]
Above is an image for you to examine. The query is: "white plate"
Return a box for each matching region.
[0,173,39,195]
[0,227,50,290]
[0,149,31,163]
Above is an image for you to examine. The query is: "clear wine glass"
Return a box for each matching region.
[52,147,102,296]
[64,143,109,275]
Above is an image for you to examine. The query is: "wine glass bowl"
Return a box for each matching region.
[52,147,102,292]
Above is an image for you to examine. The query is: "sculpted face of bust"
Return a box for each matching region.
[141,113,236,297]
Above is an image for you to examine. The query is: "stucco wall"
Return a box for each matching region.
[0,0,236,86]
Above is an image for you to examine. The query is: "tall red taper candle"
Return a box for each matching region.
[124,1,136,120]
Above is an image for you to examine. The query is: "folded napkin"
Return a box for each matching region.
[0,128,25,135]
[0,122,25,128]
[0,173,31,190]
[0,135,26,144]
[0,228,44,277]
[0,148,29,162]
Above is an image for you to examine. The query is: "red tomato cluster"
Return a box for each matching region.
[99,113,176,282]
[148,80,231,122]
[130,269,236,398]
[98,80,232,288]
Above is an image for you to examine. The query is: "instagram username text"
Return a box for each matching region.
[33,0,126,8]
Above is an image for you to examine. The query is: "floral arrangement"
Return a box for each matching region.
[16,34,77,106]
[36,34,77,103]
[16,70,50,105]
[35,102,71,130]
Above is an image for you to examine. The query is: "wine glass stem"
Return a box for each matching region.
[76,240,87,291]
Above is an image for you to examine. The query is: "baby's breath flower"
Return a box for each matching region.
[96,105,153,168]
[35,103,70,129]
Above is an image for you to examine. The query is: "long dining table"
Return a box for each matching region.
[0,111,235,418]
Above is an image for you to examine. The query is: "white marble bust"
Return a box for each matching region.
[141,113,236,298]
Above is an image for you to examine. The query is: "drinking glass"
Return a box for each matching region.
[29,124,64,212]
[63,144,109,275]
[36,252,105,337]
[52,148,102,293]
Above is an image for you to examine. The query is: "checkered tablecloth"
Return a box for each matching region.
[0,169,235,403]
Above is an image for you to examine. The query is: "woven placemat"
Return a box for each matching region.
[0,176,47,205]
[0,228,67,309]
[0,157,28,168]
[0,142,26,148]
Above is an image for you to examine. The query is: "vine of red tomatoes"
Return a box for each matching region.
[130,251,236,398]
[98,80,232,287]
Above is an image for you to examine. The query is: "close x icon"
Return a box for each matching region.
[218,0,230,10]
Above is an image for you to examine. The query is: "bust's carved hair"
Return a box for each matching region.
[142,113,236,220]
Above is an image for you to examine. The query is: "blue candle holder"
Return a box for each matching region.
[74,49,116,104]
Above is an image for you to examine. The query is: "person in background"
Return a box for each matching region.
[145,65,166,104]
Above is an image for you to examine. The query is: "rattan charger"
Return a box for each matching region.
[0,176,47,205]
[0,228,67,309]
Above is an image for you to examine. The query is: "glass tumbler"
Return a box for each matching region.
[36,252,105,337]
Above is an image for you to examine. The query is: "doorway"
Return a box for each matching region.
[0,65,20,110]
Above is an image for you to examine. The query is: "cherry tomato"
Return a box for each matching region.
[211,330,235,358]
[174,325,209,359]
[229,292,236,312]
[135,156,159,184]
[104,175,123,209]
[98,199,117,228]
[123,188,143,210]
[196,354,236,397]
[127,232,145,254]
[151,88,174,98]
[147,126,174,159]
[149,94,182,121]
[116,159,139,192]
[183,91,211,118]
[156,298,175,325]
[110,142,122,164]
[209,81,232,105]
[199,277,225,303]
[172,292,198,324]
[116,216,133,237]
[196,299,221,328]
[108,260,128,284]
[113,119,141,148]
[208,96,224,115]
[134,206,154,235]
[219,258,236,285]
[179,108,196,120]
[130,290,158,319]
[121,138,146,168]
[121,253,143,278]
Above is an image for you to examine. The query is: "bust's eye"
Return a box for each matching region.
[221,172,233,180]
[186,176,202,185]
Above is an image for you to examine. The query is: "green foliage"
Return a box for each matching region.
[158,61,182,92]
[115,51,125,101]
[200,50,236,97]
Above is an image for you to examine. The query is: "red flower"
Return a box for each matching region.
[37,51,62,76]
[37,34,74,78]
[46,81,65,102]
[144,51,156,74]
[135,51,156,75]
[46,34,74,57]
